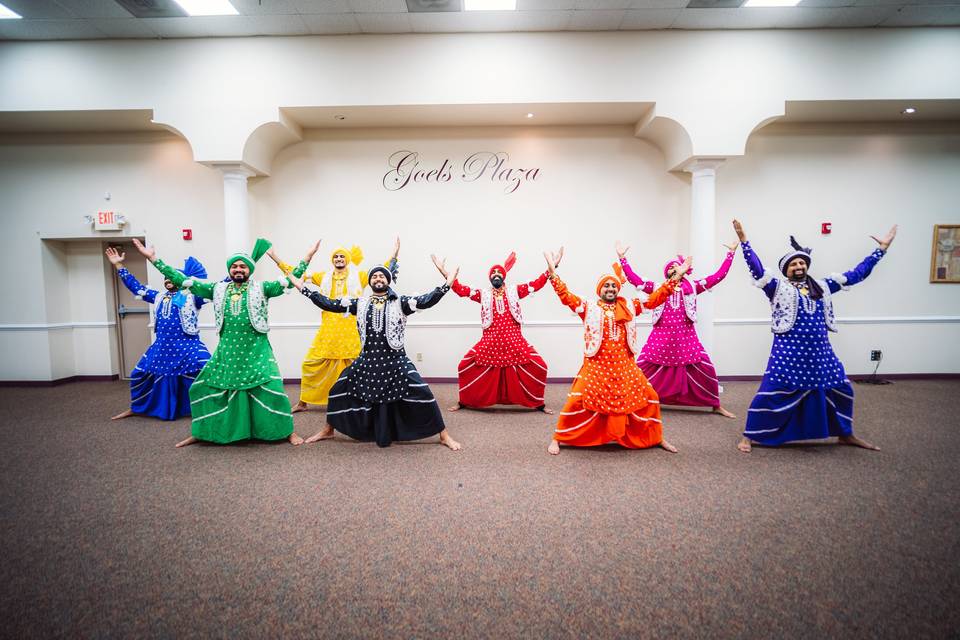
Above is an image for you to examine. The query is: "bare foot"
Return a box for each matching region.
[539,406,555,415]
[659,439,678,453]
[291,401,308,414]
[304,425,335,443]
[838,435,880,451]
[111,409,134,421]
[737,437,752,453]
[439,429,462,451]
[713,406,737,419]
[289,432,304,446]
[448,403,462,412]
[548,440,560,455]
[175,436,199,448]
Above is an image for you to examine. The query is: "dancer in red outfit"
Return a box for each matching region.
[445,252,553,413]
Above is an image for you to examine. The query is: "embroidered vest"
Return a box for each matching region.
[583,301,639,357]
[650,284,697,326]
[319,269,366,301]
[212,281,270,334]
[769,278,836,334]
[152,292,200,336]
[479,285,523,329]
[357,296,406,351]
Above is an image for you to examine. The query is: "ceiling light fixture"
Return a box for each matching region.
[901,107,917,115]
[526,113,534,118]
[464,0,517,10]
[742,0,801,6]
[0,3,22,19]
[334,115,346,120]
[172,0,239,16]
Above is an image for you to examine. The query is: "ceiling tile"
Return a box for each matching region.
[1,0,72,19]
[832,5,898,25]
[511,10,572,27]
[355,11,413,30]
[881,4,960,24]
[800,0,855,7]
[619,7,681,27]
[348,0,408,12]
[569,8,626,27]
[300,12,362,32]
[54,0,134,18]
[517,0,576,9]
[146,16,217,37]
[410,9,568,31]
[292,0,353,13]
[573,0,632,8]
[672,7,781,28]
[0,18,104,39]
[206,14,310,35]
[627,0,690,8]
[86,17,159,37]
[230,0,301,14]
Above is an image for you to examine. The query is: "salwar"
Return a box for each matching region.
[457,351,547,409]
[130,371,198,421]
[743,378,854,446]
[299,357,353,405]
[639,358,721,408]
[188,377,294,444]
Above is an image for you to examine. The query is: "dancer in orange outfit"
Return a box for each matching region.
[543,248,691,455]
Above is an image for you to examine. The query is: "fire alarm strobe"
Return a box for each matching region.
[821,222,832,234]
[182,229,193,241]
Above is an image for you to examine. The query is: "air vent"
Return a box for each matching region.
[686,0,744,7]
[405,0,463,12]
[114,0,188,18]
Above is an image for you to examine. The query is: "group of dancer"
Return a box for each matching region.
[106,218,897,454]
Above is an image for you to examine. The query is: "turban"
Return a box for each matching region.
[488,251,517,279]
[226,238,272,275]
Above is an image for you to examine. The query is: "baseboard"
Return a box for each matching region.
[0,374,119,387]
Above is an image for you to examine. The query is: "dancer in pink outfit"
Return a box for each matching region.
[616,241,739,419]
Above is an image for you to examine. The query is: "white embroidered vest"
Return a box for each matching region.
[769,278,836,334]
[212,281,270,334]
[357,296,406,351]
[583,301,639,357]
[153,293,200,336]
[318,269,366,301]
[650,285,697,326]
[479,285,523,329]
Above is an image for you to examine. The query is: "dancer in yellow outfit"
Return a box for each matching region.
[269,238,400,412]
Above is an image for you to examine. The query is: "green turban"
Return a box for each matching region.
[226,238,272,274]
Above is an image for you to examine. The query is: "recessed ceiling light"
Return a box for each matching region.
[742,0,801,6]
[464,0,517,10]
[526,113,534,119]
[172,0,239,16]
[901,107,917,115]
[0,3,22,19]
[334,115,346,121]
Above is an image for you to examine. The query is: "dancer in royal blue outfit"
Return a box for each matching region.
[106,246,211,421]
[732,219,897,453]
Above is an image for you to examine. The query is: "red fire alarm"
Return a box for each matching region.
[821,222,832,234]
[182,229,193,241]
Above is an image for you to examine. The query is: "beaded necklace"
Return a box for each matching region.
[228,282,248,316]
[160,293,173,319]
[791,280,817,315]
[493,288,506,315]
[601,302,621,340]
[370,295,387,333]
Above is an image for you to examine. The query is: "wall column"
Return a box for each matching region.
[684,159,725,356]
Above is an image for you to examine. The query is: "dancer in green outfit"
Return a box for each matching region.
[132,237,317,448]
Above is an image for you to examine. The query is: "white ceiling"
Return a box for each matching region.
[0,0,957,40]
[1,100,957,134]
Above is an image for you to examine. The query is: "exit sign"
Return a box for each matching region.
[94,211,123,231]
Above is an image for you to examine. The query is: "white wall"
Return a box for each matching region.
[1,122,957,381]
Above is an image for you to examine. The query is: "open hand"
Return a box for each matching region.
[870,225,898,251]
[105,246,125,266]
[673,255,693,280]
[286,271,305,291]
[616,241,630,259]
[446,266,460,288]
[131,238,156,262]
[304,240,321,263]
[722,241,740,253]
[732,219,747,243]
[431,254,449,278]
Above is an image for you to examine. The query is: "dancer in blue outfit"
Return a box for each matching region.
[106,246,211,421]
[731,219,897,453]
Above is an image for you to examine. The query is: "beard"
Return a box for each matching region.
[371,281,388,293]
[490,276,504,288]
[602,292,618,302]
[231,273,248,283]
[789,271,807,282]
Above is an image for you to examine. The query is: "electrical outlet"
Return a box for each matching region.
[416,352,423,362]
[870,350,882,362]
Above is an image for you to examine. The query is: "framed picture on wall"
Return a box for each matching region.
[930,224,960,283]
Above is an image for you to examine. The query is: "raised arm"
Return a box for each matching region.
[286,271,356,314]
[733,220,777,300]
[825,225,896,294]
[516,271,550,299]
[694,244,738,294]
[403,264,458,315]
[262,258,309,298]
[107,247,158,304]
[639,256,687,311]
[133,239,216,300]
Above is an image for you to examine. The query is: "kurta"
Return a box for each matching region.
[117,268,210,420]
[301,284,449,448]
[620,251,735,408]
[451,272,549,409]
[741,241,885,445]
[550,274,677,449]
[154,258,307,444]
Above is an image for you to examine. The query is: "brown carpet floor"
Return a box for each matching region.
[0,380,958,639]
